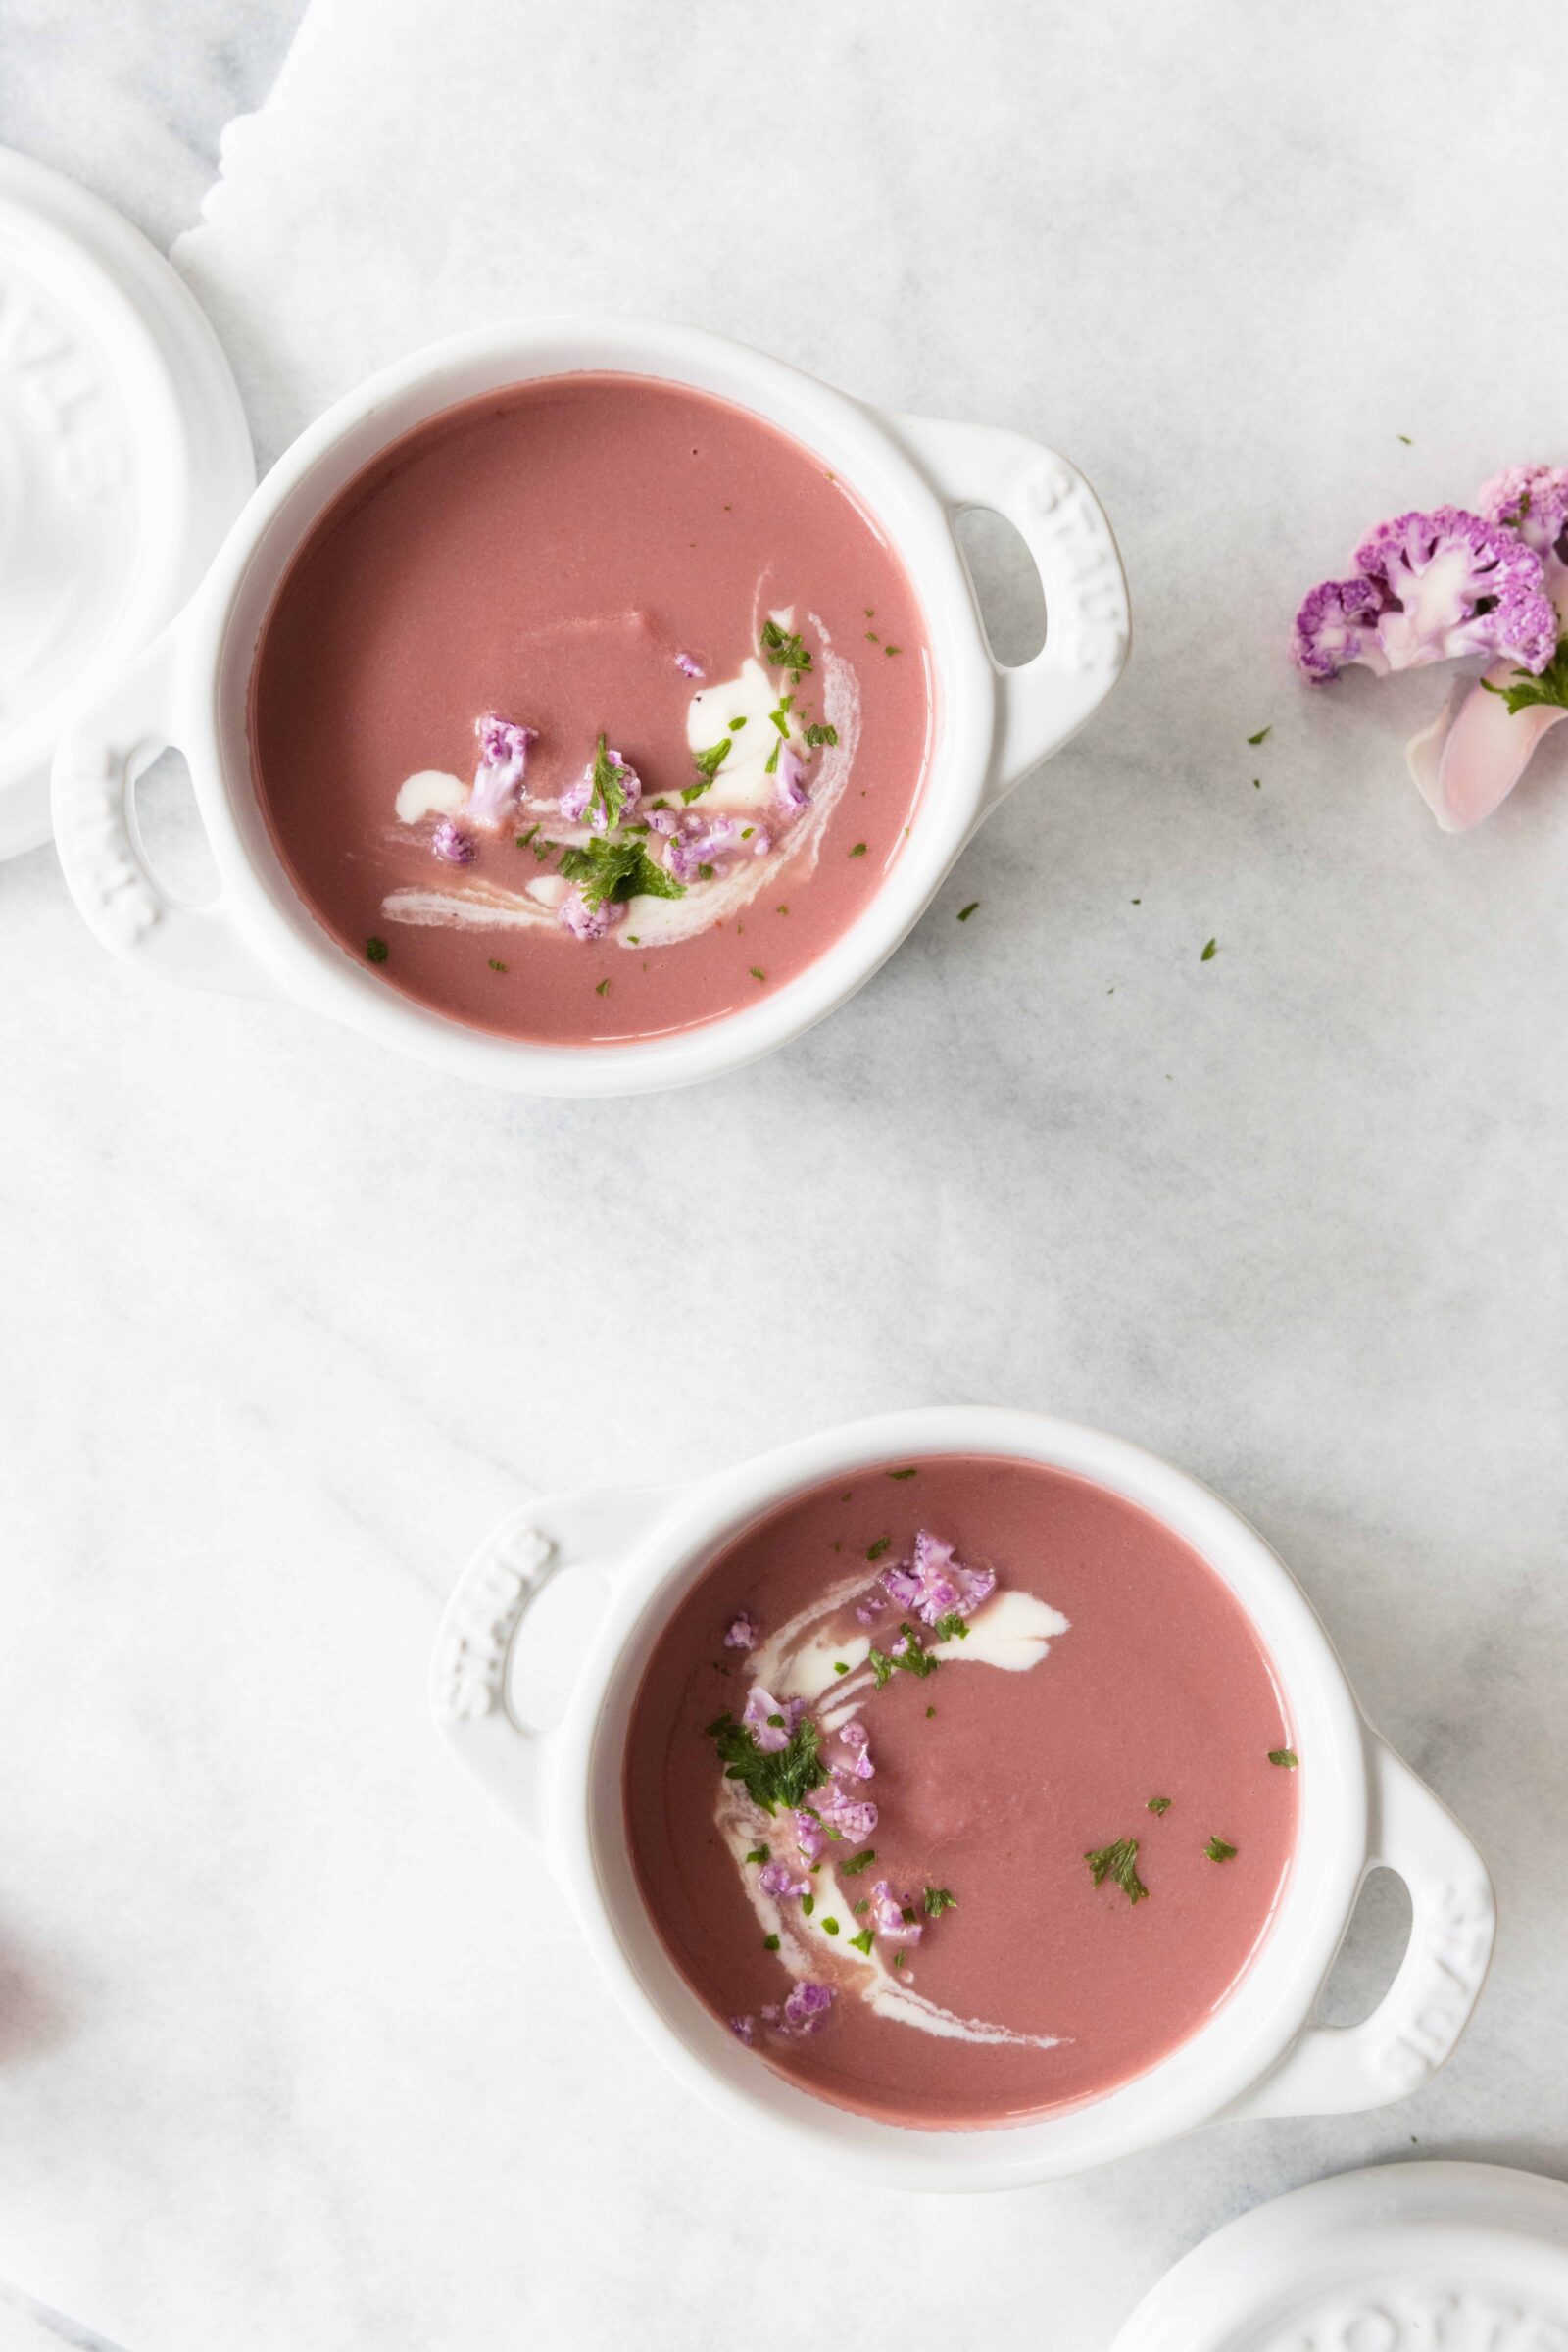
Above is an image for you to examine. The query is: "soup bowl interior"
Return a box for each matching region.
[184,318,998,1088]
[560,1411,1369,2187]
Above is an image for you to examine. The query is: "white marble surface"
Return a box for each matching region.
[4,3,1568,2348]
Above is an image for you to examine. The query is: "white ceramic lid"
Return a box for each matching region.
[1111,2162,1568,2350]
[0,147,253,858]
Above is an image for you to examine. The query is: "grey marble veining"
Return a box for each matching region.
[2,4,1567,2349]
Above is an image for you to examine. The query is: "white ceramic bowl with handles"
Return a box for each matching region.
[430,1407,1495,2192]
[50,315,1129,1096]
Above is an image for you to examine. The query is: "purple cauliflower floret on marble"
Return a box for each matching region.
[466,714,538,829]
[1293,508,1556,683]
[1476,465,1568,580]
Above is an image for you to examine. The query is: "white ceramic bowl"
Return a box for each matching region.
[50,315,1128,1095]
[430,1407,1495,2192]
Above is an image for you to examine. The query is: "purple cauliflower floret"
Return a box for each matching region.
[881,1529,996,1628]
[793,1808,825,1864]
[831,1720,874,1782]
[742,1684,803,1754]
[1294,509,1556,683]
[729,2013,755,2045]
[807,1779,877,1843]
[674,652,705,680]
[1476,465,1568,580]
[774,744,810,812]
[868,1881,922,1946]
[558,888,623,942]
[665,814,741,884]
[466,714,538,829]
[758,1862,810,1901]
[431,818,476,865]
[724,1610,759,1650]
[779,1982,833,2035]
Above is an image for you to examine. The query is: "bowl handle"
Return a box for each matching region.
[51,629,270,997]
[429,1486,674,1849]
[891,413,1129,809]
[1226,1735,1495,2121]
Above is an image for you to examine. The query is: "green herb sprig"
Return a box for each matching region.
[1085,1837,1149,1905]
[705,1710,826,1815]
[1482,631,1568,715]
[560,833,684,911]
[760,618,812,679]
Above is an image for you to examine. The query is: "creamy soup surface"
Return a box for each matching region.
[248,373,934,1045]
[623,1456,1298,2128]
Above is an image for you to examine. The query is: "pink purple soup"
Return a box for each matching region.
[247,374,933,1045]
[623,1456,1298,2130]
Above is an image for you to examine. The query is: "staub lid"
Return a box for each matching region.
[0,147,253,858]
[1111,2163,1568,2351]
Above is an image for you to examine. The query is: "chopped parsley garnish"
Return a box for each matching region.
[1247,726,1271,746]
[1085,1838,1149,1905]
[1397,432,1413,445]
[925,1704,936,1717]
[930,1611,970,1643]
[822,1916,840,1936]
[839,1847,877,1876]
[681,778,712,805]
[749,965,765,981]
[893,1950,907,1969]
[852,1899,869,1915]
[584,733,630,830]
[849,842,867,858]
[868,1623,939,1685]
[887,1467,917,1480]
[923,1886,957,1917]
[805,722,838,748]
[706,1709,826,1815]
[885,643,901,656]
[763,1933,780,1951]
[760,618,812,678]
[595,978,610,997]
[698,862,714,881]
[833,1661,850,1675]
[515,822,541,851]
[956,902,979,921]
[488,957,507,973]
[866,1537,891,1561]
[365,936,389,964]
[801,1891,814,1917]
[768,697,794,737]
[1200,937,1217,961]
[691,738,733,785]
[728,716,747,731]
[1205,1836,1238,1862]
[1482,630,1568,715]
[848,1928,874,1954]
[744,1844,770,1864]
[1268,1749,1298,1769]
[560,833,685,910]
[1147,1796,1171,1816]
